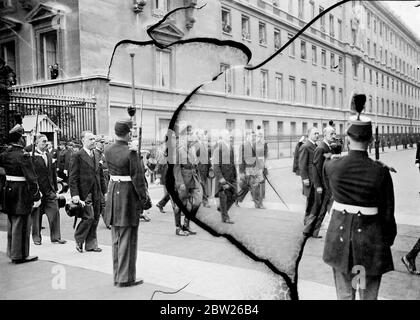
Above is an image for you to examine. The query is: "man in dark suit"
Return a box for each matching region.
[303,126,336,238]
[104,120,148,287]
[69,131,106,253]
[57,141,71,183]
[323,94,396,300]
[0,124,41,263]
[213,130,236,224]
[31,134,66,245]
[156,141,170,213]
[293,136,306,175]
[298,127,320,224]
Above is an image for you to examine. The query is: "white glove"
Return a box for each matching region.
[316,187,323,194]
[303,179,310,186]
[33,200,41,208]
[416,163,419,168]
[63,169,68,176]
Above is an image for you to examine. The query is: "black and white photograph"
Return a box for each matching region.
[1,0,420,308]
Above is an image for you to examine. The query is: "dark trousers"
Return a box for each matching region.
[157,185,170,208]
[304,190,331,236]
[218,188,235,221]
[407,238,420,260]
[31,195,61,243]
[7,214,32,261]
[303,185,316,225]
[74,190,101,250]
[112,225,139,284]
[237,175,262,207]
[199,171,209,204]
[333,268,382,300]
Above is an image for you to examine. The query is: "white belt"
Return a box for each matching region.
[6,175,26,182]
[110,175,132,182]
[331,201,378,216]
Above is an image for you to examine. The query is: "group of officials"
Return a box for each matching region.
[295,94,398,300]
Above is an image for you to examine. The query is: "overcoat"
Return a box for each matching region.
[213,141,237,197]
[298,140,316,196]
[104,141,148,227]
[323,150,396,276]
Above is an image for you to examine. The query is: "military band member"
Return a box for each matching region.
[31,134,66,245]
[172,124,202,236]
[323,94,397,300]
[104,120,148,287]
[298,127,320,224]
[69,131,107,253]
[213,130,236,224]
[0,124,41,263]
[303,126,336,238]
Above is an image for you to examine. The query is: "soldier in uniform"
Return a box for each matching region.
[156,141,170,213]
[298,127,320,224]
[323,94,397,300]
[0,124,41,263]
[172,124,202,236]
[104,120,149,287]
[213,130,236,224]
[195,129,212,208]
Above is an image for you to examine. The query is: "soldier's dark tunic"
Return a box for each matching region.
[104,140,148,285]
[323,150,396,299]
[0,144,40,260]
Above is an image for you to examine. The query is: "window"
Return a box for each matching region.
[330,86,336,107]
[241,15,250,40]
[226,119,235,132]
[376,71,378,86]
[367,10,371,29]
[310,1,315,19]
[290,122,296,135]
[263,121,270,137]
[338,56,343,73]
[260,70,268,98]
[275,73,283,101]
[363,66,366,81]
[319,6,325,31]
[274,29,281,50]
[352,61,358,78]
[222,8,232,34]
[289,76,296,102]
[298,0,304,19]
[381,74,384,87]
[337,19,343,40]
[312,45,317,64]
[259,22,267,45]
[302,122,308,135]
[288,34,295,56]
[369,69,372,83]
[243,69,252,96]
[373,43,377,59]
[367,39,370,55]
[301,79,307,104]
[312,82,317,105]
[301,41,307,60]
[156,49,171,88]
[329,14,334,37]
[277,121,283,136]
[321,49,326,67]
[368,96,373,113]
[246,120,254,131]
[288,0,294,16]
[338,88,343,109]
[321,84,327,106]
[154,0,170,12]
[39,31,58,80]
[0,41,16,77]
[220,63,233,93]
[330,53,335,69]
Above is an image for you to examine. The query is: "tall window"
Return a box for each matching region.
[312,82,317,105]
[338,88,343,109]
[290,122,296,135]
[221,8,232,34]
[321,84,327,106]
[319,6,325,31]
[245,120,254,131]
[302,122,308,135]
[337,19,343,40]
[263,120,270,138]
[321,49,326,67]
[312,45,317,64]
[352,61,358,78]
[368,96,373,113]
[0,41,16,76]
[330,86,336,107]
[243,69,252,96]
[338,56,343,73]
[260,69,268,98]
[289,76,296,102]
[274,28,281,50]
[310,1,315,19]
[154,0,170,12]
[226,119,235,132]
[275,73,283,101]
[301,41,307,60]
[288,34,295,56]
[301,79,307,104]
[241,15,251,40]
[220,63,233,93]
[329,14,334,37]
[330,53,335,69]
[259,22,267,45]
[40,31,58,80]
[298,0,304,19]
[277,121,284,136]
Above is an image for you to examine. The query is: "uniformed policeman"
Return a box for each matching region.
[0,124,41,263]
[323,94,397,300]
[172,124,203,236]
[104,119,149,287]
